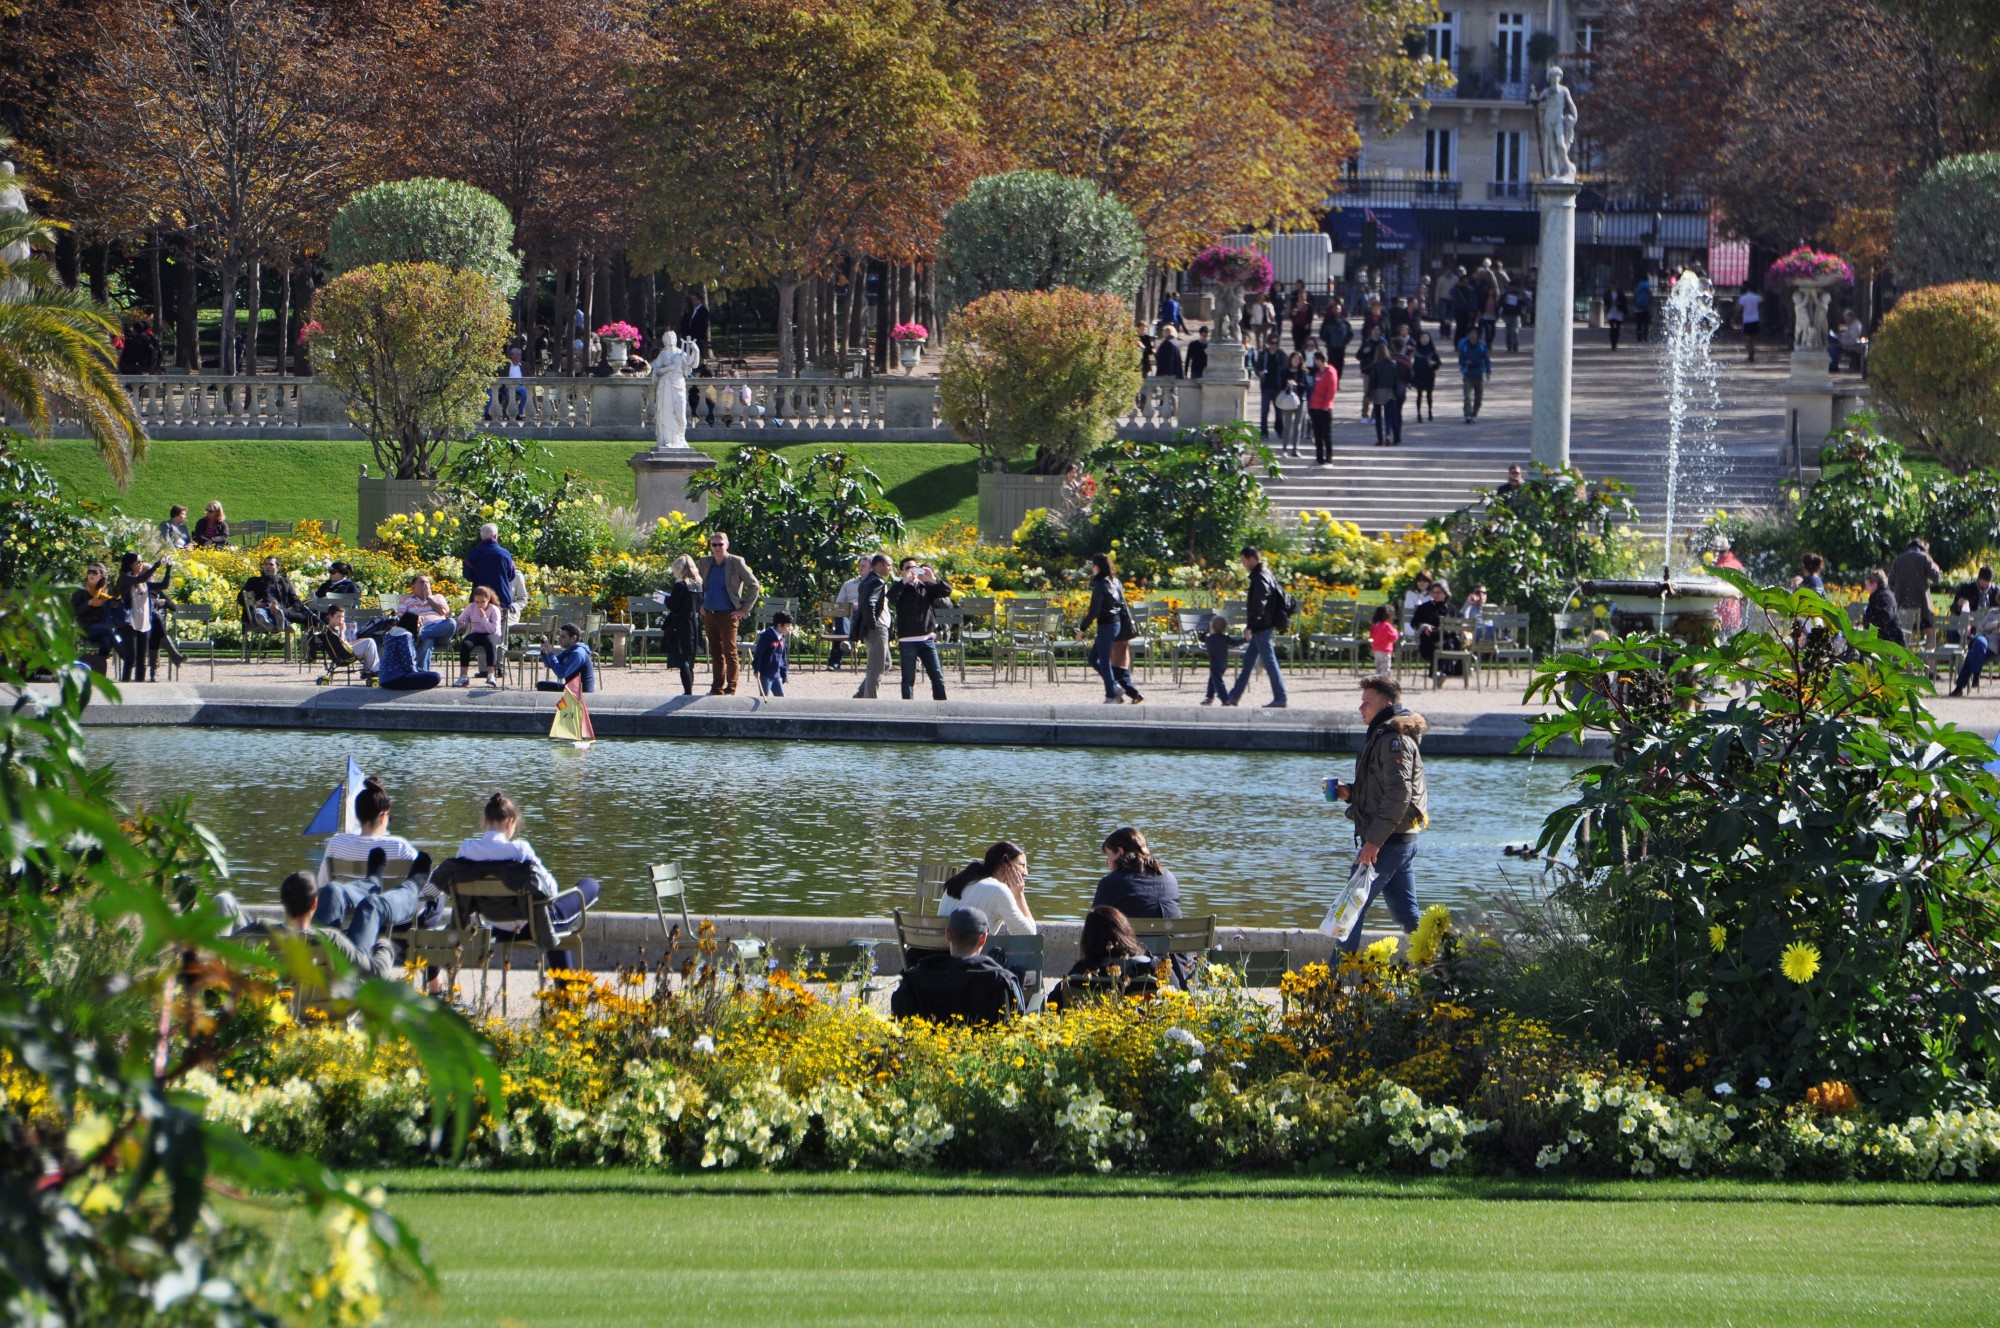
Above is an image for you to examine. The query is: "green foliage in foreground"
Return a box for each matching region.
[21,439,980,539]
[364,1179,2000,1328]
[0,586,500,1326]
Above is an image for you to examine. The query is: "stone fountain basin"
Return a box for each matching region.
[1582,574,1742,624]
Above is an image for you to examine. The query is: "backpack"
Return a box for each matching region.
[1268,579,1297,632]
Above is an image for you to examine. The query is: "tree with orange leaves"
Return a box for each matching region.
[624,0,979,377]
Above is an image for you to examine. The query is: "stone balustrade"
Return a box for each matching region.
[31,373,1244,442]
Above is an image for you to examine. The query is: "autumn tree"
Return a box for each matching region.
[953,0,1441,260]
[626,0,979,376]
[83,0,366,374]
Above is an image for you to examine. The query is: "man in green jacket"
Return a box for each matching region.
[1332,676,1428,952]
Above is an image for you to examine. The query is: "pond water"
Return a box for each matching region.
[87,728,1584,929]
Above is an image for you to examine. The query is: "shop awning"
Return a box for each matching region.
[1446,207,1542,247]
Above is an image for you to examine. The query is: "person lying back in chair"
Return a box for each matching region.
[245,870,401,981]
[433,791,600,971]
[889,905,1023,1026]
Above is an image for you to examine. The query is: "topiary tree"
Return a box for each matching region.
[329,177,523,299]
[1870,281,2000,474]
[940,171,1146,306]
[311,263,511,480]
[938,287,1141,474]
[1895,153,2000,290]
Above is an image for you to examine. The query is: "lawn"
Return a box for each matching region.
[360,1171,2000,1327]
[23,438,978,541]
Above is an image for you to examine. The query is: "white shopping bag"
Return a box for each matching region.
[1318,858,1377,942]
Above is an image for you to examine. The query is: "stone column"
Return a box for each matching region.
[629,448,717,524]
[1530,180,1581,470]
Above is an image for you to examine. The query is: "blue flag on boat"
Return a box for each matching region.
[1985,731,2000,777]
[304,757,366,836]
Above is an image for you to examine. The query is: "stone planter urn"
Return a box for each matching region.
[356,472,439,549]
[895,340,923,375]
[604,338,630,368]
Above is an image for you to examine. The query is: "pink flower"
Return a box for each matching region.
[891,322,929,342]
[1188,245,1275,293]
[595,321,641,342]
[296,320,323,345]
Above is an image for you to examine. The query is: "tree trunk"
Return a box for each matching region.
[289,264,315,375]
[555,259,577,374]
[275,259,291,377]
[218,252,241,376]
[896,263,915,326]
[803,278,820,370]
[54,228,79,288]
[873,259,891,373]
[85,242,110,306]
[245,257,262,375]
[174,235,199,370]
[774,275,800,377]
[846,255,867,364]
[148,234,165,344]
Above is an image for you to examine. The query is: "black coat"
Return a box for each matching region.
[678,301,711,356]
[1186,340,1208,379]
[1865,587,1905,645]
[1153,339,1183,379]
[663,582,702,662]
[851,570,889,636]
[1243,561,1283,633]
[1091,867,1183,920]
[890,952,1023,1025]
[887,577,952,638]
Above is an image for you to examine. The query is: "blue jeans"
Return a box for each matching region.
[1206,665,1229,701]
[545,877,600,969]
[1338,838,1421,952]
[1957,635,1991,691]
[758,670,785,697]
[345,879,428,955]
[1088,621,1120,698]
[899,639,947,699]
[314,878,373,933]
[414,618,456,671]
[1258,386,1277,436]
[828,616,851,668]
[1228,627,1287,705]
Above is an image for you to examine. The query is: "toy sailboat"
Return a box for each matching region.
[549,676,596,749]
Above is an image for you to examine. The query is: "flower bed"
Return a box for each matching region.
[199,926,2000,1180]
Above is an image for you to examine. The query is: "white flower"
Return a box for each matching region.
[1756,1077,1772,1091]
[1713,1082,1734,1097]
[1163,1028,1205,1057]
[1177,1059,1204,1076]
[692,1034,716,1056]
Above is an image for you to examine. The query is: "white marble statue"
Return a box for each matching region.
[650,331,701,450]
[1535,66,1579,183]
[1792,286,1833,351]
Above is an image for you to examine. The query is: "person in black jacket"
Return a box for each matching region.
[662,555,704,695]
[1153,328,1183,379]
[1089,828,1193,986]
[114,549,183,681]
[243,556,309,634]
[1047,906,1160,1010]
[1224,546,1288,707]
[888,559,953,700]
[1185,326,1210,380]
[851,553,892,699]
[1253,333,1288,437]
[889,906,1023,1025]
[1078,553,1143,704]
[1862,569,1905,646]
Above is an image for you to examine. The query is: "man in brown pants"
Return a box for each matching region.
[699,531,762,695]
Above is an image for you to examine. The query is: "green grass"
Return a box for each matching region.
[23,438,978,541]
[358,1171,2000,1326]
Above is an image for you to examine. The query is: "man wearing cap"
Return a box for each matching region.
[889,906,1024,1025]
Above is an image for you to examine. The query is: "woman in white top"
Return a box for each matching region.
[938,841,1037,936]
[316,777,419,884]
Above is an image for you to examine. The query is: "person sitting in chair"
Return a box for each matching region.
[264,870,400,980]
[242,556,309,633]
[1047,905,1159,1011]
[435,791,599,972]
[888,905,1024,1026]
[536,622,597,692]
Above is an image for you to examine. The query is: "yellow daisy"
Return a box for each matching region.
[1780,942,1821,985]
[1708,923,1727,953]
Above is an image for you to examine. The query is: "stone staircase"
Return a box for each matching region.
[1260,430,1790,533]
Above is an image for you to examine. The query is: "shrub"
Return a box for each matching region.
[1524,575,2000,1111]
[1079,423,1276,581]
[940,171,1146,306]
[1796,420,1925,574]
[1895,153,2000,289]
[686,447,905,603]
[329,177,523,298]
[938,287,1141,474]
[0,431,106,587]
[1290,513,1441,593]
[1426,464,1640,643]
[312,263,512,480]
[1870,281,2000,474]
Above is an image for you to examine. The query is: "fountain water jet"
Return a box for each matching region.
[1581,271,1742,638]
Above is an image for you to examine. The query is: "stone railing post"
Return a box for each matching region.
[879,377,934,430]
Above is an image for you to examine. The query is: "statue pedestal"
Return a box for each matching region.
[1782,352,1869,466]
[630,448,717,525]
[1530,180,1581,470]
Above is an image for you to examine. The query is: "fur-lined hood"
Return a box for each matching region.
[1372,705,1427,740]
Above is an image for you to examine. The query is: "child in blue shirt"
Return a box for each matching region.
[753,611,793,697]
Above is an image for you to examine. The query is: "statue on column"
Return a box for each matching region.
[650,331,700,450]
[1535,66,1579,183]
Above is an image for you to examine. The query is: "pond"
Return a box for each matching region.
[88,728,1585,930]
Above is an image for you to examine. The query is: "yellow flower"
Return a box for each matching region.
[1407,904,1451,967]
[1708,923,1727,953]
[1780,941,1821,985]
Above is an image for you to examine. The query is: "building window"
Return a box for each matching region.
[1425,128,1456,179]
[1496,11,1527,87]
[1574,18,1601,78]
[1494,131,1522,184]
[1427,11,1457,68]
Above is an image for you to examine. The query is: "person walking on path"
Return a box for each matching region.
[1275,350,1308,457]
[1606,289,1627,351]
[699,531,762,696]
[1186,326,1209,379]
[1330,676,1428,952]
[1254,334,1288,438]
[1320,300,1352,382]
[462,523,518,623]
[851,553,892,699]
[1226,546,1289,708]
[1307,351,1339,464]
[1364,339,1406,446]
[1736,286,1763,362]
[1457,327,1491,423]
[888,559,953,700]
[1080,553,1144,704]
[662,554,704,696]
[1632,274,1654,343]
[1889,537,1942,635]
[1500,283,1526,353]
[1409,332,1442,422]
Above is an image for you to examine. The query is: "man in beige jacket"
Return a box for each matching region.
[699,531,762,695]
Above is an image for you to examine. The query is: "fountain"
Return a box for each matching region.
[1581,271,1743,638]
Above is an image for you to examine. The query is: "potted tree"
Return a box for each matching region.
[937,288,1141,542]
[311,261,511,545]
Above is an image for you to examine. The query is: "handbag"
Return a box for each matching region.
[1276,388,1302,412]
[1114,606,1137,641]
